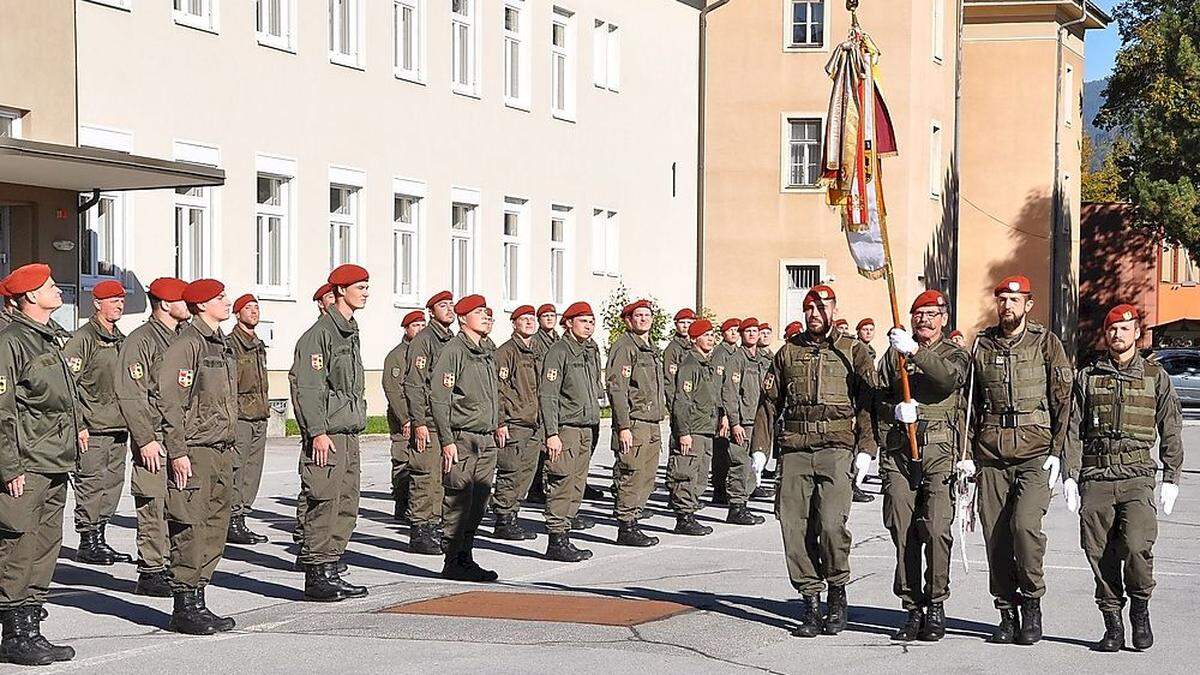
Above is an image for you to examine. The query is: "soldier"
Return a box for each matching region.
[0,281,11,329]
[958,275,1072,645]
[874,290,969,642]
[294,282,337,546]
[757,323,774,358]
[116,277,189,597]
[64,279,132,566]
[753,321,777,499]
[0,264,85,665]
[383,309,427,522]
[720,317,768,526]
[403,290,455,555]
[1063,304,1184,652]
[709,318,740,506]
[431,294,501,582]
[784,321,802,340]
[289,265,370,602]
[525,304,559,505]
[948,330,966,348]
[226,294,270,546]
[668,319,723,536]
[856,319,877,361]
[750,284,876,638]
[833,319,850,337]
[313,283,335,314]
[606,299,665,547]
[157,279,237,635]
[540,301,603,562]
[491,305,541,541]
[663,308,696,414]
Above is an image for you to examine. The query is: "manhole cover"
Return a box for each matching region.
[382,591,693,627]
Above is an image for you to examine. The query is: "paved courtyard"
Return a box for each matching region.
[6,420,1198,674]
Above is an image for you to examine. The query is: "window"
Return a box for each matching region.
[450,202,476,297]
[1064,65,1075,126]
[329,185,359,267]
[256,175,290,289]
[175,186,209,281]
[503,2,531,109]
[451,0,480,96]
[82,195,124,280]
[783,117,822,189]
[932,0,945,63]
[256,0,295,51]
[787,1,825,49]
[173,0,218,32]
[0,108,23,138]
[593,21,621,91]
[783,263,823,325]
[550,205,571,305]
[393,193,422,303]
[329,0,363,67]
[501,197,528,303]
[590,209,619,277]
[1162,243,1175,283]
[551,7,576,120]
[394,0,425,82]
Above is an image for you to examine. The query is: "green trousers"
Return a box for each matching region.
[491,425,541,516]
[129,441,168,573]
[72,431,127,533]
[776,448,853,595]
[298,434,360,565]
[406,431,446,527]
[231,419,267,517]
[881,463,954,609]
[544,425,597,534]
[0,473,67,609]
[612,420,662,522]
[166,446,232,591]
[977,455,1052,610]
[443,430,498,559]
[726,425,755,506]
[390,439,410,513]
[1079,475,1158,611]
[667,434,713,515]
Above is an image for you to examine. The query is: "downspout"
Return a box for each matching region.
[697,0,732,310]
[950,0,964,328]
[1051,0,1088,340]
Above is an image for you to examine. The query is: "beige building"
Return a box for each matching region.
[702,0,1107,355]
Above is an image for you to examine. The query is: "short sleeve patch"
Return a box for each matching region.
[128,363,144,380]
[67,357,82,374]
[310,354,324,371]
[499,366,510,380]
[716,366,725,377]
[763,373,775,392]
[390,366,402,378]
[621,364,632,378]
[668,364,678,376]
[415,355,427,370]
[177,369,194,388]
[731,372,741,384]
[442,373,455,389]
[546,368,559,382]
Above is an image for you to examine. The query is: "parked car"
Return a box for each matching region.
[1153,349,1200,406]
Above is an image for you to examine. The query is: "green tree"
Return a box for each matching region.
[599,283,671,349]
[1096,0,1200,257]
[1081,134,1126,202]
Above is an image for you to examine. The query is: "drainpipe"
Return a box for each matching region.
[1051,0,1088,342]
[697,0,732,310]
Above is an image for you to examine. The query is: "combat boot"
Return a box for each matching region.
[197,587,235,632]
[74,530,116,565]
[790,596,824,638]
[409,525,442,555]
[304,564,350,602]
[493,513,535,541]
[327,566,369,598]
[822,584,848,635]
[852,484,875,503]
[726,505,765,526]
[892,607,923,642]
[1015,597,1042,645]
[135,571,172,597]
[571,514,596,530]
[583,485,604,501]
[545,533,592,562]
[25,606,74,662]
[442,553,499,582]
[988,608,1020,644]
[918,603,945,642]
[615,521,658,547]
[393,501,410,524]
[226,515,258,545]
[673,515,713,536]
[1130,598,1153,650]
[1095,610,1124,652]
[241,516,269,544]
[98,525,134,563]
[167,590,219,635]
[0,608,53,666]
[751,485,775,500]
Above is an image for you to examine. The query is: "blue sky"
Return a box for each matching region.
[1085,0,1122,82]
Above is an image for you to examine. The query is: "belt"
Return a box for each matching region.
[981,410,1051,428]
[1082,449,1152,468]
[783,418,854,434]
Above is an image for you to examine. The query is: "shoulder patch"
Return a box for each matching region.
[415,355,427,370]
[177,369,194,388]
[716,365,725,377]
[763,373,775,392]
[731,371,741,384]
[310,353,324,371]
[128,363,144,380]
[442,372,455,389]
[682,380,694,393]
[621,364,632,378]
[546,368,559,382]
[499,366,510,380]
[668,363,678,376]
[67,356,82,374]
[390,366,402,378]
[0,375,6,395]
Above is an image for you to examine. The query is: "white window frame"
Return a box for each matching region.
[450,187,481,298]
[551,7,577,121]
[81,193,126,287]
[394,0,427,84]
[501,196,530,306]
[451,0,482,97]
[778,259,827,330]
[593,20,620,91]
[173,0,220,33]
[174,186,211,282]
[1064,64,1075,127]
[931,0,945,64]
[83,0,131,9]
[503,1,532,110]
[329,0,364,69]
[0,107,24,139]
[392,177,428,307]
[253,154,298,299]
[780,112,825,192]
[783,0,828,52]
[78,125,135,288]
[930,120,943,198]
[549,204,573,305]
[328,166,365,268]
[255,174,290,295]
[173,141,220,282]
[590,208,619,277]
[256,0,297,52]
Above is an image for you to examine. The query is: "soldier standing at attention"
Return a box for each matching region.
[751,284,877,638]
[784,321,802,341]
[525,304,559,505]
[431,295,501,582]
[663,308,696,415]
[540,302,603,562]
[293,282,337,547]
[948,330,966,349]
[64,279,133,566]
[721,318,768,526]
[290,265,370,602]
[226,294,270,546]
[757,323,774,358]
[491,305,541,541]
[0,264,85,665]
[874,291,969,642]
[116,277,189,598]
[709,318,740,505]
[669,319,723,536]
[157,279,237,635]
[958,275,1072,645]
[856,319,877,361]
[383,309,427,522]
[605,299,665,547]
[313,283,335,314]
[403,290,455,555]
[1063,304,1184,652]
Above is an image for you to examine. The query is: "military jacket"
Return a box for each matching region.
[605,331,665,429]
[533,328,558,361]
[289,308,366,439]
[403,321,454,431]
[672,349,724,436]
[157,318,238,460]
[431,331,500,440]
[382,337,412,440]
[874,339,970,472]
[540,334,602,436]
[230,324,269,421]
[116,316,178,449]
[63,316,126,433]
[723,345,768,427]
[662,333,691,412]
[496,335,541,429]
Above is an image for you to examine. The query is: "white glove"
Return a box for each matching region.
[955,459,976,476]
[894,401,918,424]
[854,452,872,488]
[1160,482,1179,515]
[752,451,767,476]
[1063,477,1079,514]
[1042,455,1061,489]
[889,327,918,356]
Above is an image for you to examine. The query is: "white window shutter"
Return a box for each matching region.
[605,213,619,275]
[591,210,606,274]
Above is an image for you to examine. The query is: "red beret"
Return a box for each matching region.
[454,294,487,316]
[758,322,772,331]
[149,277,187,303]
[563,301,594,320]
[511,304,536,320]
[426,290,452,308]
[5,263,52,295]
[537,303,557,317]
[92,279,126,300]
[1104,304,1140,330]
[183,279,224,306]
[328,264,368,287]
[233,293,257,314]
[0,278,8,298]
[949,329,963,339]
[720,318,741,333]
[833,319,849,328]
[674,308,696,321]
[803,285,836,309]
[910,290,948,313]
[688,319,714,339]
[739,317,759,332]
[402,310,426,327]
[994,275,1032,296]
[856,318,874,330]
[312,283,333,302]
[784,321,803,338]
[621,299,652,318]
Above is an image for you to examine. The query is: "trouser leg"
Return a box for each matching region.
[726,428,754,506]
[1010,457,1051,600]
[711,437,731,498]
[921,472,955,606]
[777,452,822,595]
[882,466,922,609]
[390,439,410,512]
[72,433,110,533]
[0,473,65,609]
[613,421,661,522]
[667,435,712,516]
[1118,477,1158,604]
[443,431,498,558]
[329,435,360,560]
[99,433,128,524]
[977,463,1018,610]
[1080,479,1123,611]
[168,446,227,591]
[198,448,232,585]
[232,419,267,516]
[813,448,852,587]
[408,432,445,527]
[544,426,595,534]
[491,426,539,516]
[130,448,169,573]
